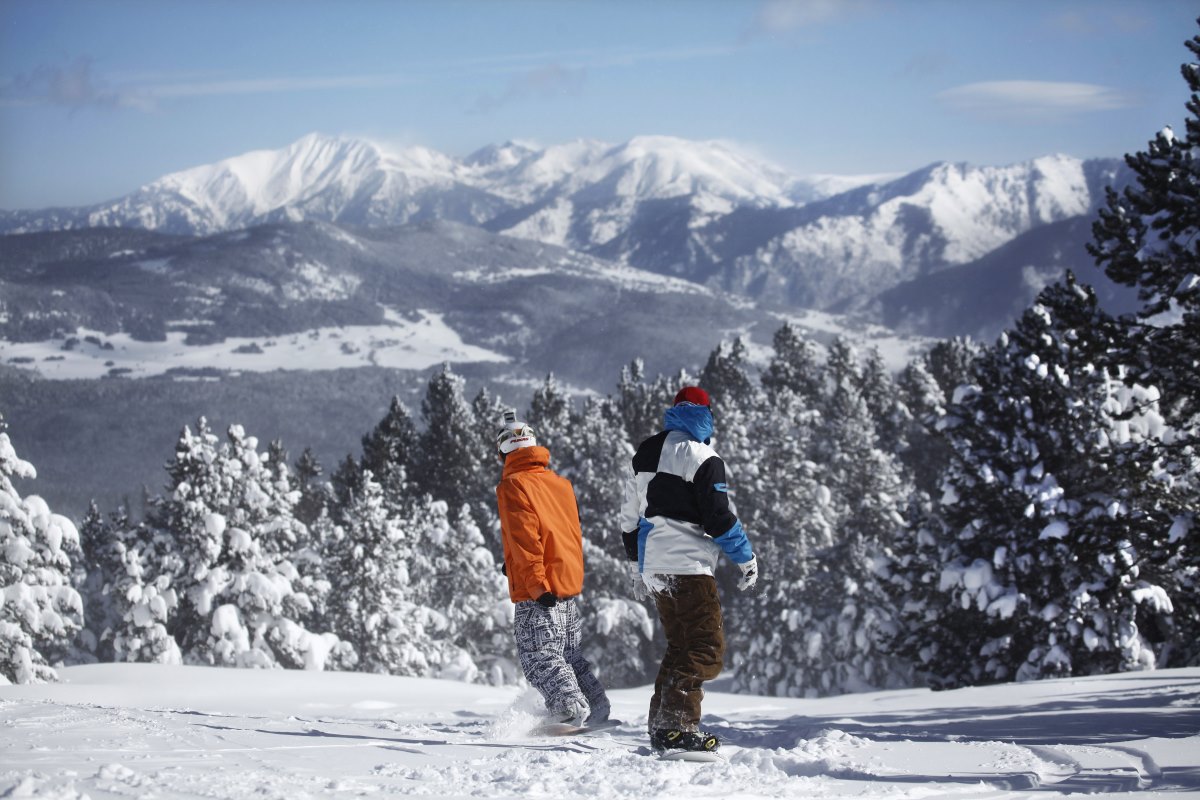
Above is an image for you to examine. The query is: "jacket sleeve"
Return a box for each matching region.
[497,479,551,598]
[693,456,754,564]
[618,467,641,562]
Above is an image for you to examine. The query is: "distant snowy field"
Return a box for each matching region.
[2,665,1197,799]
[0,308,507,380]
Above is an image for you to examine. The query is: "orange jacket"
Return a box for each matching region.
[496,446,585,602]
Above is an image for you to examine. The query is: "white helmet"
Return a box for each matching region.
[496,410,537,454]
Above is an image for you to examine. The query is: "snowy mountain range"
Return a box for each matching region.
[0,133,1131,316]
[0,134,1137,518]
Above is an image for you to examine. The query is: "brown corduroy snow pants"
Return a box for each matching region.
[648,574,726,733]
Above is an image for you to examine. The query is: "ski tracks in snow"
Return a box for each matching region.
[3,667,1200,799]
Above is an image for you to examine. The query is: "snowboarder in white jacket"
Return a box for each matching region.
[619,386,759,754]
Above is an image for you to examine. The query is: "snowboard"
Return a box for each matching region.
[657,749,725,763]
[530,718,623,737]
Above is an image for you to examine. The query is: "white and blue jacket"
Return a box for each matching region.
[619,404,754,577]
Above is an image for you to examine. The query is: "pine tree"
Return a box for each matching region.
[326,469,443,675]
[806,379,911,694]
[406,502,515,684]
[1089,20,1200,427]
[150,421,345,670]
[558,394,657,686]
[908,276,1189,687]
[361,396,420,502]
[293,448,332,530]
[730,386,834,696]
[527,374,573,453]
[895,356,954,498]
[75,502,125,663]
[416,364,493,519]
[700,336,756,410]
[1087,23,1200,664]
[148,417,225,654]
[107,520,183,665]
[616,359,683,444]
[925,337,979,398]
[762,322,823,405]
[0,422,83,684]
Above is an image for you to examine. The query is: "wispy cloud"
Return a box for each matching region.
[0,57,151,111]
[752,0,851,33]
[744,0,876,40]
[1046,10,1150,36]
[467,44,737,114]
[472,63,587,114]
[938,80,1135,118]
[0,57,418,111]
[146,73,417,99]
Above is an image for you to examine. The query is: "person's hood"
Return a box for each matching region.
[663,404,714,444]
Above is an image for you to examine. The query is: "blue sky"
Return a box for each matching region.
[0,0,1195,210]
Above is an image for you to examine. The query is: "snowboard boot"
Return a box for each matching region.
[650,728,720,753]
[554,700,589,728]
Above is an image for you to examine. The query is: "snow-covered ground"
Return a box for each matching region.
[0,309,507,380]
[2,664,1197,799]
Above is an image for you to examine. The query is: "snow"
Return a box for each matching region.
[1039,520,1070,540]
[0,309,507,380]
[769,309,935,373]
[1,664,1196,798]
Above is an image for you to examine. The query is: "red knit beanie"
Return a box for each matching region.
[673,386,711,407]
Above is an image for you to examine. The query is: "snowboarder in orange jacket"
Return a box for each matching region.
[495,411,610,726]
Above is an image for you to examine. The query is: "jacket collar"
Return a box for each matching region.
[502,445,551,477]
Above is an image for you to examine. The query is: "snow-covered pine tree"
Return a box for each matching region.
[526,373,573,453]
[106,520,183,666]
[925,337,980,401]
[150,421,345,670]
[558,394,656,686]
[700,337,756,410]
[615,359,684,445]
[761,322,823,405]
[206,426,343,669]
[1089,19,1200,428]
[467,387,507,559]
[0,421,83,684]
[293,447,331,529]
[730,385,834,696]
[895,356,953,498]
[148,417,225,652]
[860,346,909,455]
[361,396,420,503]
[1087,23,1200,664]
[326,468,451,676]
[416,364,494,524]
[404,501,516,684]
[698,337,758,537]
[804,376,911,694]
[912,275,1188,687]
[75,502,120,663]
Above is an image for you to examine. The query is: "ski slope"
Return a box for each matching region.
[2,664,1198,798]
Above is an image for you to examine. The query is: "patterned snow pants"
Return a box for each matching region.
[513,597,609,721]
[649,574,725,733]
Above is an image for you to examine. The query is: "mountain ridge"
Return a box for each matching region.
[0,132,1131,323]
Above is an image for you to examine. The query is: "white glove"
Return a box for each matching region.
[628,561,649,600]
[736,555,759,591]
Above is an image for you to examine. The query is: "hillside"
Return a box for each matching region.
[1,663,1197,798]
